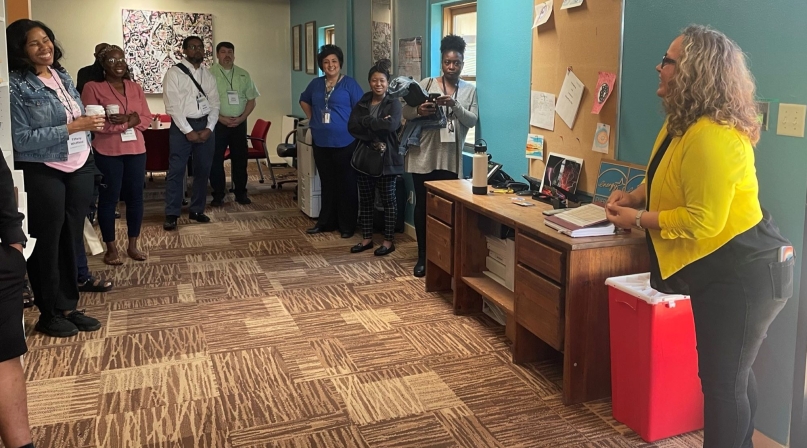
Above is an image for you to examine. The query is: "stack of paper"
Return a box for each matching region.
[544,203,616,237]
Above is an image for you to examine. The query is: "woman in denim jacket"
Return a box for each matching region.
[6,19,105,338]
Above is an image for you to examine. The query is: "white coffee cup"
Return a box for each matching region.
[105,104,120,115]
[84,105,105,116]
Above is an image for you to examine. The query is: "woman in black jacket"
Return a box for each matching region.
[347,59,403,256]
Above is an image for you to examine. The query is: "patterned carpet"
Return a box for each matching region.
[13,165,704,448]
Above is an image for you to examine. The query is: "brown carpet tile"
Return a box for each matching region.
[12,165,703,447]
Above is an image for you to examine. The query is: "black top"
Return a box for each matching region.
[76,62,103,95]
[0,154,26,246]
[347,92,404,176]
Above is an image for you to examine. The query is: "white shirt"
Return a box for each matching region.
[162,59,220,134]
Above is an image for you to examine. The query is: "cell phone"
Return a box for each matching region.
[427,93,441,103]
[778,245,794,262]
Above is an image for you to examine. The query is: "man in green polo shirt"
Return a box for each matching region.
[210,41,260,206]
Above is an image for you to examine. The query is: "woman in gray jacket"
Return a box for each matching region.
[403,34,478,277]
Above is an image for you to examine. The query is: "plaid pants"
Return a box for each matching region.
[356,173,397,241]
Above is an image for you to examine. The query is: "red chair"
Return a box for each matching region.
[224,119,277,189]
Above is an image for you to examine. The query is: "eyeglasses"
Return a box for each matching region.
[661,54,677,69]
[186,45,205,51]
[105,58,126,65]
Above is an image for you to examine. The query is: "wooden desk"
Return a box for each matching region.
[425,180,649,404]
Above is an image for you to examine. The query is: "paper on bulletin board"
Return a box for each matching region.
[560,0,584,10]
[592,123,610,154]
[591,71,616,114]
[526,134,544,159]
[556,69,584,129]
[530,91,555,131]
[533,0,553,28]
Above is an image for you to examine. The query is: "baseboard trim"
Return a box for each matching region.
[404,222,416,239]
[753,429,787,448]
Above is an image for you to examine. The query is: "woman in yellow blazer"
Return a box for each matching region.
[606,25,793,448]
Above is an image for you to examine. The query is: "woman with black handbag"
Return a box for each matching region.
[347,59,403,256]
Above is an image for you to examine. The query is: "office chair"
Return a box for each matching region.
[225,118,276,189]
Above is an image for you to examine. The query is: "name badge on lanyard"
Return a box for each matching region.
[197,93,211,115]
[68,132,88,154]
[227,90,240,105]
[440,116,456,143]
[322,106,331,124]
[121,128,137,142]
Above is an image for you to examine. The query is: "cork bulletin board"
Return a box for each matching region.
[529,0,624,194]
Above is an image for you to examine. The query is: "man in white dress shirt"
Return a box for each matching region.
[162,36,220,230]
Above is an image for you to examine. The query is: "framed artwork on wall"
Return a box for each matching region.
[292,24,302,71]
[305,21,317,75]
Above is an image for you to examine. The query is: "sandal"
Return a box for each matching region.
[78,275,114,292]
[103,252,124,266]
[127,248,148,261]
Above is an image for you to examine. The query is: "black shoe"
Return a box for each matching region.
[374,244,395,256]
[64,309,102,332]
[341,232,355,239]
[210,198,224,207]
[235,196,252,205]
[413,257,426,277]
[35,315,79,337]
[350,242,374,253]
[163,215,178,231]
[189,212,211,223]
[307,226,324,234]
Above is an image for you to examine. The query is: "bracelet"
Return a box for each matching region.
[635,209,645,230]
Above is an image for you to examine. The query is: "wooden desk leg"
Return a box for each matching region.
[513,322,558,363]
[425,259,452,292]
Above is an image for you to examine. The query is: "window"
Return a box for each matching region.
[443,2,477,147]
[325,26,335,45]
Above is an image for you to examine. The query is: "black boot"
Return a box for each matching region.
[413,246,426,278]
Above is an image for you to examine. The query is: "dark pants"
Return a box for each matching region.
[312,142,358,233]
[412,169,456,256]
[18,157,95,321]
[166,118,214,216]
[74,236,89,283]
[211,121,248,200]
[357,173,397,241]
[0,245,27,362]
[678,247,790,447]
[95,152,146,242]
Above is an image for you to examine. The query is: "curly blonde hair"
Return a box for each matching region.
[664,25,760,144]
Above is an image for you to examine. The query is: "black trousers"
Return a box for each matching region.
[677,245,790,447]
[211,121,249,199]
[0,244,27,362]
[18,156,95,321]
[412,169,456,255]
[312,142,358,233]
[357,173,397,241]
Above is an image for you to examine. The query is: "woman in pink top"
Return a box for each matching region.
[81,45,151,265]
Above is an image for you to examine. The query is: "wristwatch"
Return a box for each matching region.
[635,210,645,230]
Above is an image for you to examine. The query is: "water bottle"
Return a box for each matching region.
[472,139,488,195]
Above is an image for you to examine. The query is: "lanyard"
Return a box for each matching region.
[49,68,78,120]
[219,68,235,90]
[324,74,343,109]
[441,77,458,119]
[106,81,129,114]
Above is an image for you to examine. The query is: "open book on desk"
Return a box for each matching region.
[544,203,615,237]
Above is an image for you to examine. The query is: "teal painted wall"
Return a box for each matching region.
[290,0,352,117]
[619,0,807,442]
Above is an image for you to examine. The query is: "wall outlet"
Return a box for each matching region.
[776,103,806,138]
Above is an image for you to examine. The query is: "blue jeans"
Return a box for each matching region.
[94,152,146,242]
[677,245,791,447]
[165,119,214,216]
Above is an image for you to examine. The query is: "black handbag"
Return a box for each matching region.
[351,140,386,177]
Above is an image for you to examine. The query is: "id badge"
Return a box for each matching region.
[440,119,456,143]
[227,90,240,105]
[121,128,137,142]
[322,107,331,124]
[197,95,212,115]
[68,132,88,154]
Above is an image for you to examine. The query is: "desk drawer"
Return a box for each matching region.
[426,192,454,226]
[515,264,564,351]
[517,232,564,283]
[426,216,453,273]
